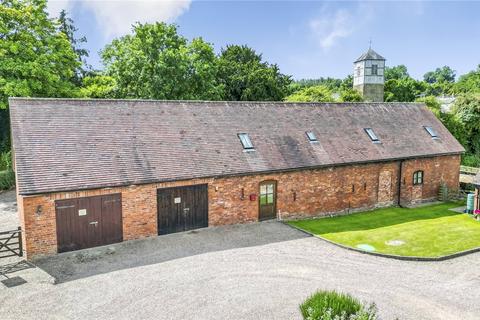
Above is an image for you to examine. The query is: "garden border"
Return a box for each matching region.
[285,222,480,261]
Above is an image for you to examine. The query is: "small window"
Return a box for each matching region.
[424,126,438,139]
[238,133,254,150]
[306,131,318,142]
[372,64,378,75]
[356,67,361,77]
[413,170,424,185]
[364,128,380,143]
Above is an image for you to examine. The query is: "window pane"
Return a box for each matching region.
[267,194,274,204]
[267,184,273,193]
[260,195,267,205]
[306,131,317,142]
[260,185,267,195]
[424,126,438,138]
[238,133,253,149]
[364,128,379,141]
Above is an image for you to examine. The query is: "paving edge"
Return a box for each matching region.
[284,222,480,262]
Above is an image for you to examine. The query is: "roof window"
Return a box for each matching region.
[238,133,254,150]
[364,128,380,143]
[306,131,318,142]
[424,126,439,139]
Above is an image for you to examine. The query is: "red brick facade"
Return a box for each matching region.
[18,155,460,259]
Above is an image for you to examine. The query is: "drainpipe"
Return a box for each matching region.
[397,160,404,207]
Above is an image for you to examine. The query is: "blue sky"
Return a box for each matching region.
[47,1,480,80]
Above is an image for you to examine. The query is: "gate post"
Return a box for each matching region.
[17,226,23,257]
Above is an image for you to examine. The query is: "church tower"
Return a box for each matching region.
[353,48,385,102]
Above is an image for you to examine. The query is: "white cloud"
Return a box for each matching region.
[309,3,374,50]
[47,0,191,37]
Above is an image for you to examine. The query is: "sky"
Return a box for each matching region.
[46,0,480,81]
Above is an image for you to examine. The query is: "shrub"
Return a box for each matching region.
[0,151,12,170]
[0,169,15,190]
[300,290,378,320]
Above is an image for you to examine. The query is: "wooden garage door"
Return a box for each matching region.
[157,184,208,235]
[55,194,123,253]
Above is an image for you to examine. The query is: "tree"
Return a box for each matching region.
[218,45,292,101]
[424,66,456,84]
[384,65,410,81]
[454,65,480,94]
[58,9,89,84]
[284,85,333,102]
[80,74,116,98]
[0,0,79,152]
[339,88,363,102]
[101,22,223,100]
[452,94,480,154]
[384,78,426,102]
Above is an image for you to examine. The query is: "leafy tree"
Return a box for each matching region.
[102,22,223,100]
[0,0,79,152]
[452,94,480,154]
[424,66,456,84]
[80,74,116,98]
[284,85,333,102]
[339,88,363,102]
[58,9,89,84]
[218,45,291,101]
[294,78,342,91]
[454,65,480,94]
[340,75,353,91]
[384,65,410,81]
[384,78,426,102]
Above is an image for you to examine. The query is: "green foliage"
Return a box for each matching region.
[58,9,89,84]
[285,85,333,102]
[384,65,409,81]
[218,45,291,101]
[452,94,480,154]
[462,153,480,167]
[416,95,441,117]
[0,0,80,109]
[300,290,378,320]
[339,88,363,102]
[384,77,426,102]
[454,65,480,94]
[0,151,12,170]
[102,22,224,100]
[0,109,9,153]
[80,74,116,98]
[424,66,456,84]
[0,169,15,190]
[294,78,343,91]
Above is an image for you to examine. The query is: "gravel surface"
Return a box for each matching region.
[1,220,479,320]
[0,190,18,230]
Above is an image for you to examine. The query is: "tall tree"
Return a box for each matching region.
[424,66,456,84]
[101,22,223,100]
[0,0,79,152]
[218,45,292,101]
[384,65,410,81]
[454,65,480,94]
[284,86,333,102]
[58,9,89,84]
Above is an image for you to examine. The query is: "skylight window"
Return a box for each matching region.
[364,128,380,143]
[424,126,439,139]
[306,131,318,142]
[238,133,254,150]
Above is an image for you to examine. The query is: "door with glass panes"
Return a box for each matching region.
[259,181,277,220]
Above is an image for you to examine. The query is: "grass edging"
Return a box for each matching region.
[285,222,480,262]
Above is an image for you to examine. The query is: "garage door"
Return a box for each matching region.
[157,184,208,235]
[55,194,123,253]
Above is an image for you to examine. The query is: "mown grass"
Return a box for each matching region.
[289,202,480,257]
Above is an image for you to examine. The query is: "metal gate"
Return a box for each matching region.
[0,227,23,258]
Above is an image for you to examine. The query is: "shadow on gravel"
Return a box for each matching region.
[34,221,309,284]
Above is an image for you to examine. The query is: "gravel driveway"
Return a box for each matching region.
[0,219,479,320]
[0,190,18,230]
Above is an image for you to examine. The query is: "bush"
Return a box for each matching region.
[300,290,378,320]
[0,151,12,170]
[0,169,15,190]
[462,153,480,167]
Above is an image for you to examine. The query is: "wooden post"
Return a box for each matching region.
[17,226,23,257]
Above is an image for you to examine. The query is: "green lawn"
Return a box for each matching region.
[288,202,480,257]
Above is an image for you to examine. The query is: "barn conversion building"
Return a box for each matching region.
[9,98,464,259]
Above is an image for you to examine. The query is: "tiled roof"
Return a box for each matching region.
[355,48,386,62]
[10,98,464,195]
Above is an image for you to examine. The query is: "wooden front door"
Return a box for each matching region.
[55,194,123,253]
[259,181,277,221]
[157,184,208,235]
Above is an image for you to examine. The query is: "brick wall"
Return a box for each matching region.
[18,154,460,259]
